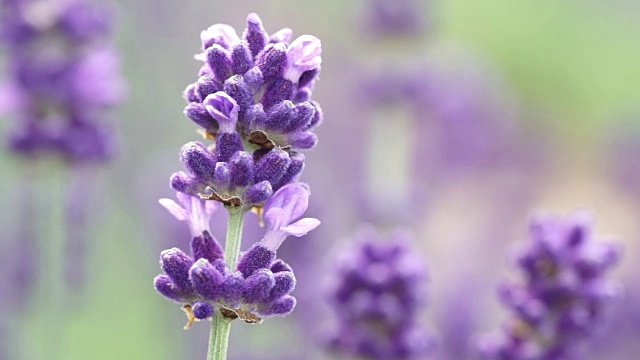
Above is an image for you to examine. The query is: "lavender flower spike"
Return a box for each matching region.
[159,192,219,237]
[259,183,320,252]
[479,210,622,360]
[183,12,323,156]
[155,13,324,359]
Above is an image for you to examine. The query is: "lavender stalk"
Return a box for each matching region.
[153,13,323,359]
[207,206,245,360]
[223,207,246,270]
[208,310,232,360]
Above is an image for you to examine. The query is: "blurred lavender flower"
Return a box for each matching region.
[176,13,322,209]
[327,227,434,359]
[154,183,319,325]
[479,210,622,360]
[1,0,125,162]
[0,0,126,295]
[359,0,429,37]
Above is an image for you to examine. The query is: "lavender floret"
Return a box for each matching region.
[478,210,622,360]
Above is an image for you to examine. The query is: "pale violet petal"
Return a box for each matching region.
[264,183,310,223]
[204,198,219,216]
[264,207,287,232]
[270,28,293,43]
[281,218,320,237]
[176,192,194,213]
[158,198,188,221]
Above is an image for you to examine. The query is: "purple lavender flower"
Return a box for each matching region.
[327,227,434,360]
[154,184,320,325]
[0,0,125,163]
[0,0,126,296]
[177,13,322,208]
[478,210,622,360]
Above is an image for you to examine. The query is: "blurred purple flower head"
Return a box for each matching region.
[1,0,125,163]
[177,13,323,209]
[478,210,622,360]
[327,227,435,359]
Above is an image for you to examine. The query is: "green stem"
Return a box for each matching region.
[207,312,231,360]
[206,206,245,360]
[223,206,246,270]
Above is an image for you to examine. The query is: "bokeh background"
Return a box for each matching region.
[2,0,640,359]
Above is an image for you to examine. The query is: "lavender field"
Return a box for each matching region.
[1,1,640,359]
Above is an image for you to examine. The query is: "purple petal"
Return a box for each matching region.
[281,218,320,237]
[158,198,188,221]
[264,183,311,229]
[159,192,217,237]
[284,35,322,82]
[199,24,239,51]
[270,28,293,44]
[264,208,287,232]
[203,91,239,132]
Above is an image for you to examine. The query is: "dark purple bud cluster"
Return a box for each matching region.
[479,211,622,360]
[177,13,322,208]
[172,140,305,208]
[327,228,434,360]
[154,184,319,324]
[1,0,125,163]
[154,241,296,323]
